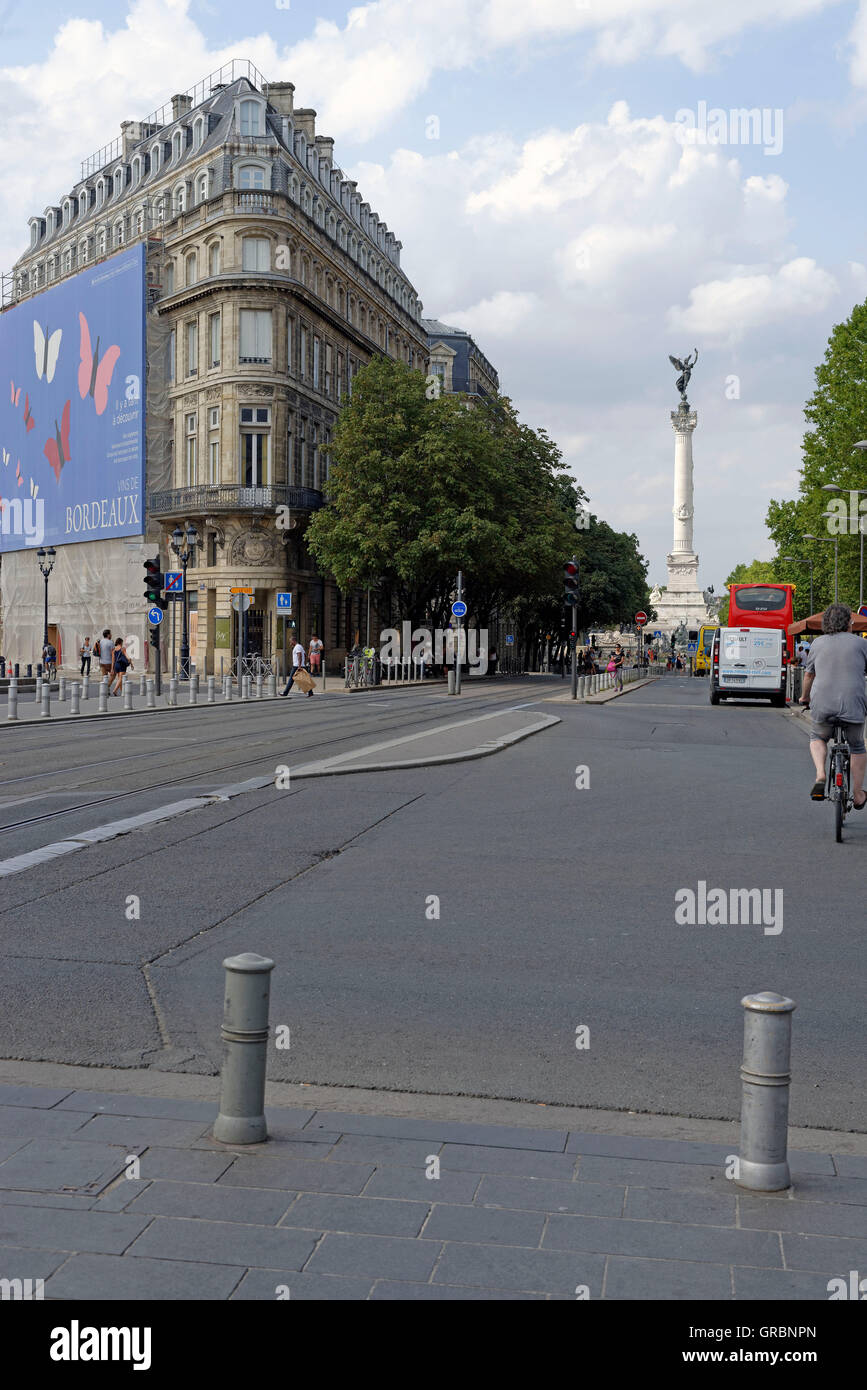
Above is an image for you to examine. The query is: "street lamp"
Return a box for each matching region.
[171,521,198,679]
[803,533,838,604]
[36,545,57,651]
[782,556,813,615]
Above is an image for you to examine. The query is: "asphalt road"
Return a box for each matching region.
[0,673,863,1133]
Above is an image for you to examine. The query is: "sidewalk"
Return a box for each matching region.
[0,1077,863,1300]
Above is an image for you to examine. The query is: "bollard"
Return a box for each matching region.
[82,674,90,700]
[225,675,233,702]
[736,992,796,1192]
[168,677,178,708]
[98,681,108,713]
[447,668,456,694]
[267,673,277,698]
[41,686,51,719]
[256,675,264,699]
[213,952,275,1145]
[58,677,66,703]
[140,674,147,698]
[189,680,197,705]
[7,682,18,721]
[208,675,216,704]
[578,675,586,700]
[26,664,32,678]
[147,679,156,709]
[35,676,43,703]
[70,683,80,715]
[124,682,133,712]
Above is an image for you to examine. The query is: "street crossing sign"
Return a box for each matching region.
[687,641,697,653]
[165,571,184,593]
[505,634,514,645]
[147,607,164,625]
[276,592,293,610]
[653,629,662,638]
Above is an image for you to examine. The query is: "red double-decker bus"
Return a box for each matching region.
[727,583,796,659]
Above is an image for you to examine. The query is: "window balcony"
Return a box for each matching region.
[149,483,323,517]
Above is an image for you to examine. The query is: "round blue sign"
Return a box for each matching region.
[451,600,467,617]
[148,607,164,626]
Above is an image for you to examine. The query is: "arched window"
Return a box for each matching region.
[62,199,72,226]
[165,261,174,295]
[97,228,106,256]
[208,241,220,276]
[131,156,142,186]
[239,99,262,136]
[185,251,197,285]
[174,183,186,215]
[327,214,336,238]
[290,176,299,202]
[114,219,124,247]
[134,208,144,236]
[237,164,266,190]
[349,234,357,259]
[151,143,161,174]
[113,168,124,199]
[79,191,89,218]
[173,131,182,163]
[193,116,205,150]
[96,180,105,208]
[300,256,308,286]
[302,188,311,215]
[79,239,88,265]
[63,246,73,274]
[197,171,209,204]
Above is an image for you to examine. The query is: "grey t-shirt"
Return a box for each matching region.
[804,632,867,721]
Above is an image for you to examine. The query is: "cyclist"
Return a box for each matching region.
[799,603,867,806]
[42,640,57,680]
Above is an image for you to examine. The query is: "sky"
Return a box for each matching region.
[3,0,867,588]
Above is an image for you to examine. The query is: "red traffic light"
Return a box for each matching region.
[564,561,578,577]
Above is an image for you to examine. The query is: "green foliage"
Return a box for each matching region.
[716,559,780,625]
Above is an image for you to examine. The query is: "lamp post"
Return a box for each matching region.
[171,522,198,679]
[803,533,838,605]
[36,546,57,651]
[782,557,813,615]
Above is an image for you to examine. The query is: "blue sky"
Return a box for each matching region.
[3,0,867,586]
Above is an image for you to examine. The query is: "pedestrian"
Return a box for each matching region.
[308,632,324,676]
[97,629,113,679]
[80,637,92,676]
[280,638,313,697]
[109,637,132,695]
[610,642,625,691]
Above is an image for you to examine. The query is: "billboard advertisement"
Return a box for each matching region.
[0,244,145,552]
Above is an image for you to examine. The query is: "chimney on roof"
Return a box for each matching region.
[171,93,192,121]
[266,81,295,116]
[120,120,143,160]
[294,108,316,141]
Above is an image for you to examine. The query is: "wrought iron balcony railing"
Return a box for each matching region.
[148,483,323,516]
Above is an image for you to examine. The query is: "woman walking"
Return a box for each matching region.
[109,637,132,696]
[80,637,92,677]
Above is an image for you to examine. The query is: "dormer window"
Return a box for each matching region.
[193,116,205,150]
[96,180,105,208]
[151,144,161,174]
[62,200,72,226]
[131,156,142,186]
[239,99,263,136]
[46,210,55,236]
[196,171,209,203]
[173,131,183,163]
[174,183,186,215]
[113,168,124,199]
[237,164,266,190]
[79,191,89,218]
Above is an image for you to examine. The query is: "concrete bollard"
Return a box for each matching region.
[41,686,51,718]
[189,680,197,705]
[267,673,277,698]
[140,674,147,698]
[58,677,66,703]
[256,675,264,699]
[578,675,586,700]
[147,679,156,709]
[736,992,795,1192]
[123,682,133,712]
[207,676,215,704]
[35,676,43,704]
[213,952,276,1145]
[98,681,109,713]
[70,683,80,715]
[447,668,456,694]
[82,675,89,700]
[168,678,178,708]
[7,681,18,721]
[224,675,232,702]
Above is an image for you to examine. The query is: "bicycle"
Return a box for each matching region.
[826,722,853,843]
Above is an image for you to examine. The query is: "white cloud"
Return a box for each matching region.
[669,259,839,340]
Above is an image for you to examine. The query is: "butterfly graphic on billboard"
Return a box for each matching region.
[10,381,21,407]
[15,460,23,488]
[30,479,39,499]
[33,321,62,383]
[44,400,71,482]
[78,312,120,416]
[23,394,35,433]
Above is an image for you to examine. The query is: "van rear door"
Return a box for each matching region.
[745,630,783,690]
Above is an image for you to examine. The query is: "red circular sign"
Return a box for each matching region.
[635,611,648,626]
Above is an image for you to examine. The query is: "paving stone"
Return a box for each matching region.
[0,1085,73,1109]
[439,1144,577,1180]
[219,1155,374,1195]
[0,1246,72,1281]
[733,1266,845,1300]
[73,1115,211,1147]
[0,1108,92,1140]
[624,1187,737,1227]
[422,1203,544,1247]
[45,1252,244,1300]
[781,1231,867,1273]
[127,1216,318,1269]
[283,1193,429,1238]
[231,1269,374,1300]
[433,1242,605,1296]
[833,1154,867,1179]
[135,1148,235,1183]
[192,1132,340,1155]
[0,1138,30,1164]
[93,1180,151,1212]
[54,1091,218,1122]
[371,1280,547,1300]
[575,1155,737,1192]
[306,1232,441,1282]
[604,1256,733,1300]
[543,1213,781,1267]
[787,1174,867,1206]
[477,1175,624,1218]
[0,1139,143,1195]
[329,1135,441,1168]
[307,1111,568,1151]
[567,1133,736,1165]
[0,1190,94,1210]
[0,1206,151,1254]
[363,1166,481,1206]
[128,1181,295,1225]
[738,1195,867,1239]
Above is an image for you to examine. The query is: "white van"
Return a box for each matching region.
[709,627,786,706]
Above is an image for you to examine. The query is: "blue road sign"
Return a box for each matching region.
[653,629,662,638]
[165,571,184,593]
[147,606,164,626]
[505,634,515,645]
[687,641,697,653]
[276,592,293,611]
[451,600,467,618]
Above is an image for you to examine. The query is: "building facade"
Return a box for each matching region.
[423,318,499,400]
[2,59,429,672]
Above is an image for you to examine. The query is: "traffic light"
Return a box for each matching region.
[688,629,699,643]
[150,626,161,651]
[144,557,168,610]
[564,559,580,606]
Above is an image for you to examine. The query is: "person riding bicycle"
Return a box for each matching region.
[42,641,57,678]
[799,602,867,806]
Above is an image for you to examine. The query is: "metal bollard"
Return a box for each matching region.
[189,680,197,705]
[58,677,66,703]
[147,679,156,709]
[213,952,276,1145]
[123,682,133,712]
[256,675,264,699]
[447,668,456,694]
[35,676,43,704]
[207,675,216,704]
[225,675,233,702]
[7,681,18,721]
[98,681,108,713]
[736,992,796,1192]
[82,675,90,700]
[70,683,80,715]
[41,686,50,718]
[139,674,147,698]
[267,673,277,698]
[578,675,586,700]
[168,678,178,708]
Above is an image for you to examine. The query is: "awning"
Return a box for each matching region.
[788,611,867,635]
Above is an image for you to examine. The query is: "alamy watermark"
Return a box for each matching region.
[380,623,488,674]
[0,496,44,546]
[675,881,783,935]
[674,102,783,157]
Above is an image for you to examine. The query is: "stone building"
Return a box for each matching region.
[2,59,429,673]
[423,318,499,400]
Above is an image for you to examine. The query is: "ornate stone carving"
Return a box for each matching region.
[206,387,221,401]
[204,518,226,549]
[674,503,693,521]
[230,527,279,566]
[250,385,274,397]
